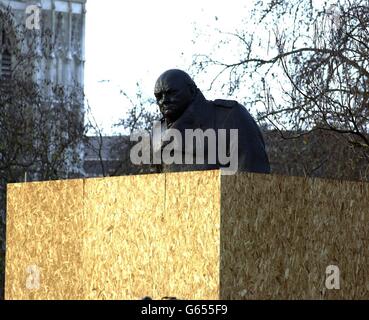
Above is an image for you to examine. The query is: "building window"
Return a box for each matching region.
[1,26,12,80]
[1,49,12,80]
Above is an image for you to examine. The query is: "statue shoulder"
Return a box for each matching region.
[213,99,238,108]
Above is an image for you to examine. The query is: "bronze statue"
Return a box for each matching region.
[153,69,270,174]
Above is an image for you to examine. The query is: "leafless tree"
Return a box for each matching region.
[84,83,161,178]
[191,0,369,177]
[115,82,160,134]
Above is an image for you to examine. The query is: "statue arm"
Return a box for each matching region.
[227,106,271,174]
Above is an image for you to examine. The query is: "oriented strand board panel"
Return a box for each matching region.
[83,171,220,300]
[83,174,166,300]
[221,173,369,299]
[6,171,369,300]
[5,171,219,299]
[162,171,220,299]
[5,179,85,300]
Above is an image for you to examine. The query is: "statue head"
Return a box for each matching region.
[154,69,197,125]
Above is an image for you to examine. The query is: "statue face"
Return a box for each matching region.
[154,71,194,123]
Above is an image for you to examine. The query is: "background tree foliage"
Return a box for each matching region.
[84,82,161,178]
[191,0,369,179]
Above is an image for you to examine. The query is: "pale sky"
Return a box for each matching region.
[84,0,251,134]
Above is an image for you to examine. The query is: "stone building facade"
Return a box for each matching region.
[0,0,87,178]
[0,0,86,88]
